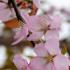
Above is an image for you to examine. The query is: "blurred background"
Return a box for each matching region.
[0,0,70,70]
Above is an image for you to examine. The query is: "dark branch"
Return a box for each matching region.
[8,0,24,22]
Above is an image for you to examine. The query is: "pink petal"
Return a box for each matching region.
[29,57,56,70]
[27,16,42,32]
[27,32,43,41]
[29,57,47,70]
[12,36,25,45]
[33,0,41,8]
[21,13,48,32]
[0,3,15,22]
[45,39,61,55]
[45,30,59,40]
[14,24,28,39]
[45,63,56,70]
[34,43,48,57]
[13,54,29,70]
[12,24,28,45]
[49,15,61,29]
[21,13,50,33]
[45,30,61,55]
[21,12,41,32]
[54,55,70,70]
[39,15,50,27]
[54,66,69,70]
[21,13,30,24]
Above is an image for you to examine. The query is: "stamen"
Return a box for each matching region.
[44,54,56,63]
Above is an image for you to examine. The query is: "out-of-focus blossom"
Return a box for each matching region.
[0,1,16,22]
[0,45,7,68]
[33,0,70,10]
[33,0,52,11]
[59,22,70,40]
[13,54,30,70]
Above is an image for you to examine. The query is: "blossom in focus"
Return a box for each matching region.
[21,13,50,41]
[12,13,47,44]
[44,15,61,55]
[29,43,70,70]
[13,43,70,70]
[12,12,61,45]
[12,0,70,70]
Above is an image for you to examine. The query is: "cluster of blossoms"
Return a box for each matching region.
[0,0,70,70]
[12,0,70,70]
[13,13,70,69]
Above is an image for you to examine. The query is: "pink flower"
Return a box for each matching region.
[44,15,61,55]
[13,54,30,70]
[13,13,48,44]
[13,12,61,44]
[29,43,70,70]
[20,13,50,41]
[26,13,61,42]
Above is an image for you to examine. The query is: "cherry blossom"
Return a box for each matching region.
[13,43,70,70]
[29,43,70,70]
[11,1,70,70]
[12,12,61,45]
[44,15,61,55]
[12,13,47,44]
[20,13,50,41]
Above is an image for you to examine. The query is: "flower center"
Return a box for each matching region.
[44,54,56,63]
[46,55,53,62]
[39,24,51,34]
